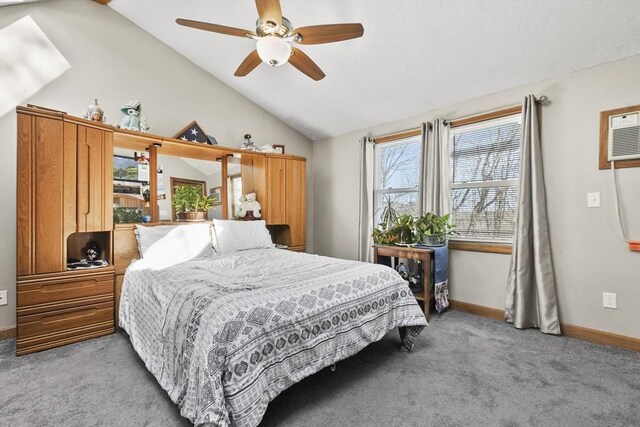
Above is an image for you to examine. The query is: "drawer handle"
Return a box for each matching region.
[41,308,97,324]
[41,283,94,293]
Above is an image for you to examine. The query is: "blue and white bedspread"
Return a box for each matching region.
[120,248,427,427]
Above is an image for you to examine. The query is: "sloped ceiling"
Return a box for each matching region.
[109,0,640,141]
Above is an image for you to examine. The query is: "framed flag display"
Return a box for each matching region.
[173,121,211,144]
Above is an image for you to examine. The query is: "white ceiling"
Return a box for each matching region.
[109,0,640,141]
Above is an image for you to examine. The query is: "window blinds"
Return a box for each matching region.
[450,115,522,242]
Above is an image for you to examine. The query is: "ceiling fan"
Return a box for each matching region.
[176,0,364,81]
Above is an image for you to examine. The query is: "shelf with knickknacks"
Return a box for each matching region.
[240,134,285,154]
[237,192,262,220]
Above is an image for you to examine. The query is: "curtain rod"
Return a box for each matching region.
[443,95,549,126]
[369,123,432,143]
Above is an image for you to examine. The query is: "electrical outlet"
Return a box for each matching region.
[587,192,601,208]
[603,292,617,309]
[0,290,7,306]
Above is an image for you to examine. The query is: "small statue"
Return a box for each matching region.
[237,192,262,219]
[241,133,257,151]
[83,240,101,261]
[83,99,106,123]
[115,100,149,132]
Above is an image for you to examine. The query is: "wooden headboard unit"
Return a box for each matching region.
[113,222,210,274]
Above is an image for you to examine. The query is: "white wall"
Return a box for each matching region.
[0,0,313,330]
[313,55,640,339]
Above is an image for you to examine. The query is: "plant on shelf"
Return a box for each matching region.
[415,212,457,246]
[372,207,457,247]
[172,185,214,221]
[372,194,401,245]
[391,214,420,244]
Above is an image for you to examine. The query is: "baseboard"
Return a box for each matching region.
[0,327,16,341]
[449,299,639,352]
[561,323,640,352]
[449,300,504,321]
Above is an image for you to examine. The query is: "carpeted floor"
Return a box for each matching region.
[1,311,638,426]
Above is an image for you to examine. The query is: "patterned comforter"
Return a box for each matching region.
[119,248,426,426]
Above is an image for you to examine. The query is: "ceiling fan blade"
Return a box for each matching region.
[255,0,282,27]
[289,48,325,81]
[176,18,256,38]
[234,50,262,77]
[294,23,364,45]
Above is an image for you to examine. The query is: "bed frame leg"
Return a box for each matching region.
[330,363,336,372]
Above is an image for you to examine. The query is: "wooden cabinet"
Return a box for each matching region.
[286,158,306,249]
[241,152,266,203]
[16,270,115,356]
[17,109,76,275]
[75,122,113,232]
[261,156,306,250]
[16,107,115,355]
[266,157,287,224]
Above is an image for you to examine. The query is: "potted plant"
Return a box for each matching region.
[415,212,457,246]
[172,185,214,222]
[372,195,401,245]
[390,214,419,245]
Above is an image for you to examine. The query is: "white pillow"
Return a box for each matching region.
[212,219,274,254]
[135,224,215,262]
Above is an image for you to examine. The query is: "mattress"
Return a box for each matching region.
[119,248,426,426]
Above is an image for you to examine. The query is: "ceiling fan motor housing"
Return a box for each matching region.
[256,17,292,37]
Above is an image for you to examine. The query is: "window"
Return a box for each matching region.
[374,136,422,226]
[449,113,521,242]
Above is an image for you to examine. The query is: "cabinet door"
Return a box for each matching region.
[286,159,306,247]
[77,125,113,232]
[17,113,74,275]
[266,157,286,224]
[241,153,266,206]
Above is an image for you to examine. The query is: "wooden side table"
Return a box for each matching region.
[373,244,433,320]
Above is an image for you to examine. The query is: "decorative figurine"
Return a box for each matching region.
[241,133,258,151]
[115,100,149,132]
[83,99,106,123]
[396,262,421,292]
[83,240,102,261]
[237,192,262,219]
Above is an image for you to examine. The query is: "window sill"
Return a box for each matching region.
[448,240,512,255]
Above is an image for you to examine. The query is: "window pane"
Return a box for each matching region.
[451,186,517,241]
[451,119,520,184]
[375,191,418,226]
[378,141,421,189]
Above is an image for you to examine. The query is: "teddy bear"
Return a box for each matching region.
[237,192,262,219]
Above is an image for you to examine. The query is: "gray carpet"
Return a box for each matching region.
[1,311,638,427]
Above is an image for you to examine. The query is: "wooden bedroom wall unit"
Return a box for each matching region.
[16,106,115,356]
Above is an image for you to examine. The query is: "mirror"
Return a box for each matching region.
[113,147,150,224]
[157,153,223,222]
[227,155,243,219]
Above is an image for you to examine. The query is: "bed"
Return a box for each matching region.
[118,222,427,427]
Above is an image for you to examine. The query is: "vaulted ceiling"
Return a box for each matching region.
[109,0,640,141]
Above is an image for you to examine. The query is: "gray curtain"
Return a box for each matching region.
[423,119,451,215]
[416,123,428,217]
[505,95,560,335]
[358,136,373,262]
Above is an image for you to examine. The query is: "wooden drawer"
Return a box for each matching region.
[18,301,114,339]
[18,273,113,308]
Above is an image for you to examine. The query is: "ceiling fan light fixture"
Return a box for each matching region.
[256,36,291,67]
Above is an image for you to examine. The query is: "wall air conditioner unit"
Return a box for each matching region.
[608,110,640,161]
